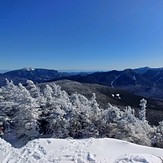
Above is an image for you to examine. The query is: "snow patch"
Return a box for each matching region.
[111,73,122,88]
[23,67,35,71]
[112,93,121,99]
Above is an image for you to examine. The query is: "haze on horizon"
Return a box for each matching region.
[0,0,163,71]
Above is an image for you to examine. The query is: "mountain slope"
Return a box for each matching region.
[143,68,163,87]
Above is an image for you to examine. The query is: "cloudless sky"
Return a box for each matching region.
[0,0,163,71]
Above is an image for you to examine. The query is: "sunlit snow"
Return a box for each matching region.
[0,138,163,163]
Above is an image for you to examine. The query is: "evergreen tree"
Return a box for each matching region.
[139,98,147,122]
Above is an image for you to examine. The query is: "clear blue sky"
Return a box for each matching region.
[0,0,163,71]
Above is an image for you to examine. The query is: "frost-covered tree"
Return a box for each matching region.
[101,104,153,146]
[0,80,20,117]
[139,98,147,122]
[0,80,41,140]
[13,83,40,140]
[0,88,4,102]
[152,121,163,148]
[89,93,101,119]
[26,80,40,98]
[43,84,53,105]
[1,79,18,102]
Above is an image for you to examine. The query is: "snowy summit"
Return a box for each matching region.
[0,138,163,163]
[23,67,35,71]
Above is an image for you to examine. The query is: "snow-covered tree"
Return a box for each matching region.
[139,98,147,122]
[0,80,41,140]
[152,121,163,148]
[0,88,4,102]
[26,80,40,98]
[43,84,53,105]
[90,93,100,118]
[13,83,40,140]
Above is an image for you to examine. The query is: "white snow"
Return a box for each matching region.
[23,67,35,71]
[116,94,120,97]
[116,94,121,99]
[154,77,163,87]
[112,93,121,99]
[114,154,162,163]
[132,75,136,81]
[111,73,122,88]
[154,70,161,78]
[0,138,163,163]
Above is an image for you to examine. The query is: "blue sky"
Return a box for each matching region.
[0,0,163,71]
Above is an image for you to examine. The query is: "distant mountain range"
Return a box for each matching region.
[0,68,92,86]
[56,67,163,100]
[0,68,66,86]
[1,67,163,100]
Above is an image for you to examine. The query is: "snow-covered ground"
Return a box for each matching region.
[0,138,163,163]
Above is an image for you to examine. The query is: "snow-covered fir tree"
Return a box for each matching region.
[139,98,147,122]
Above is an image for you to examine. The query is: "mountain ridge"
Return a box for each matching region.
[54,67,163,100]
[1,67,163,100]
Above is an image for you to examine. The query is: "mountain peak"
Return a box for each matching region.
[22,67,35,71]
